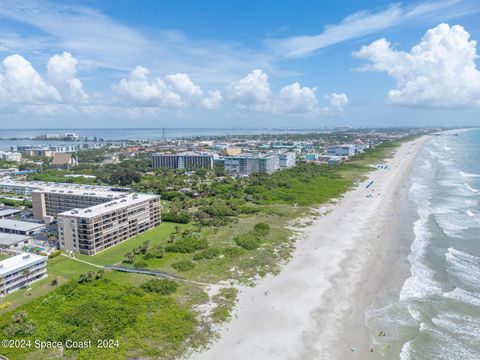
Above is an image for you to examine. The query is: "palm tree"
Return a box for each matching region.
[22,269,31,288]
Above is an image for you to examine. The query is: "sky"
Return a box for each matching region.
[0,0,479,129]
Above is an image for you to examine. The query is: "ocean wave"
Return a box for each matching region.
[460,171,480,178]
[400,217,443,300]
[400,322,480,360]
[445,248,480,290]
[464,182,480,193]
[432,312,480,345]
[444,288,480,307]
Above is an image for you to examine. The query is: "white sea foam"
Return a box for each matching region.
[445,248,480,290]
[432,312,480,344]
[444,287,480,307]
[467,208,475,217]
[464,182,480,193]
[460,171,480,178]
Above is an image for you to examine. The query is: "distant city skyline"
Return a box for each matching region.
[0,0,479,128]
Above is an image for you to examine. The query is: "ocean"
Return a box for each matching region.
[366,129,480,359]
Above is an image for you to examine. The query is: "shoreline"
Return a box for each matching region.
[189,136,429,360]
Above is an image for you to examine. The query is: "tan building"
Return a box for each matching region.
[57,193,161,255]
[221,147,242,156]
[32,187,124,221]
[51,153,78,169]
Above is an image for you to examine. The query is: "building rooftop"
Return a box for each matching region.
[0,233,31,246]
[0,219,45,232]
[0,253,46,277]
[0,208,22,218]
[0,180,129,194]
[59,193,159,218]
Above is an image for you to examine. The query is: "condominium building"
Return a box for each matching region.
[152,152,215,170]
[31,186,125,221]
[326,145,355,157]
[223,153,279,175]
[57,193,161,255]
[278,152,296,169]
[0,219,45,235]
[0,253,47,296]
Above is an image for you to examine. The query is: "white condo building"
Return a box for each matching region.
[0,253,47,296]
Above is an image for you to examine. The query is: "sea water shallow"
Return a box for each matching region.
[366,129,480,359]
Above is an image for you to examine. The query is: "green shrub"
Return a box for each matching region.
[222,247,245,258]
[165,237,208,253]
[143,245,165,260]
[133,261,148,269]
[140,279,178,295]
[234,233,260,250]
[48,250,62,259]
[193,248,220,260]
[171,260,195,271]
[239,205,258,214]
[162,211,192,224]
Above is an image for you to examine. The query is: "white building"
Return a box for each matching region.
[326,145,355,157]
[58,193,161,255]
[0,253,47,296]
[278,152,296,169]
[0,152,22,162]
[223,153,279,175]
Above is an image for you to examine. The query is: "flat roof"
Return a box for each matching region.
[0,233,31,246]
[59,193,159,218]
[0,209,22,217]
[0,253,46,276]
[0,219,45,232]
[0,180,128,193]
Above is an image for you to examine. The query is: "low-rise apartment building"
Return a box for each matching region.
[0,253,47,296]
[57,193,161,255]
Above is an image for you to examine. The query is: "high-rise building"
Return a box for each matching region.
[223,153,279,175]
[57,193,161,255]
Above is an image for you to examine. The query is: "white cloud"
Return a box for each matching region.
[277,82,318,113]
[47,52,88,103]
[0,54,60,105]
[268,0,475,58]
[113,66,222,109]
[201,90,223,110]
[353,23,480,108]
[227,69,272,109]
[323,93,348,115]
[166,73,204,100]
[228,69,348,115]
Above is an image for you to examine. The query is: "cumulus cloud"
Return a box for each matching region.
[227,69,272,109]
[353,23,480,108]
[113,66,222,109]
[201,90,223,110]
[47,51,88,103]
[0,54,60,105]
[228,69,348,115]
[324,93,348,114]
[277,82,318,113]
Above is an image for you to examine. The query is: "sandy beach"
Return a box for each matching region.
[189,136,428,360]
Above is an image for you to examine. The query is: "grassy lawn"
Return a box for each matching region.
[76,222,182,266]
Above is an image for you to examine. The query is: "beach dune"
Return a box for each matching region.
[189,137,427,360]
